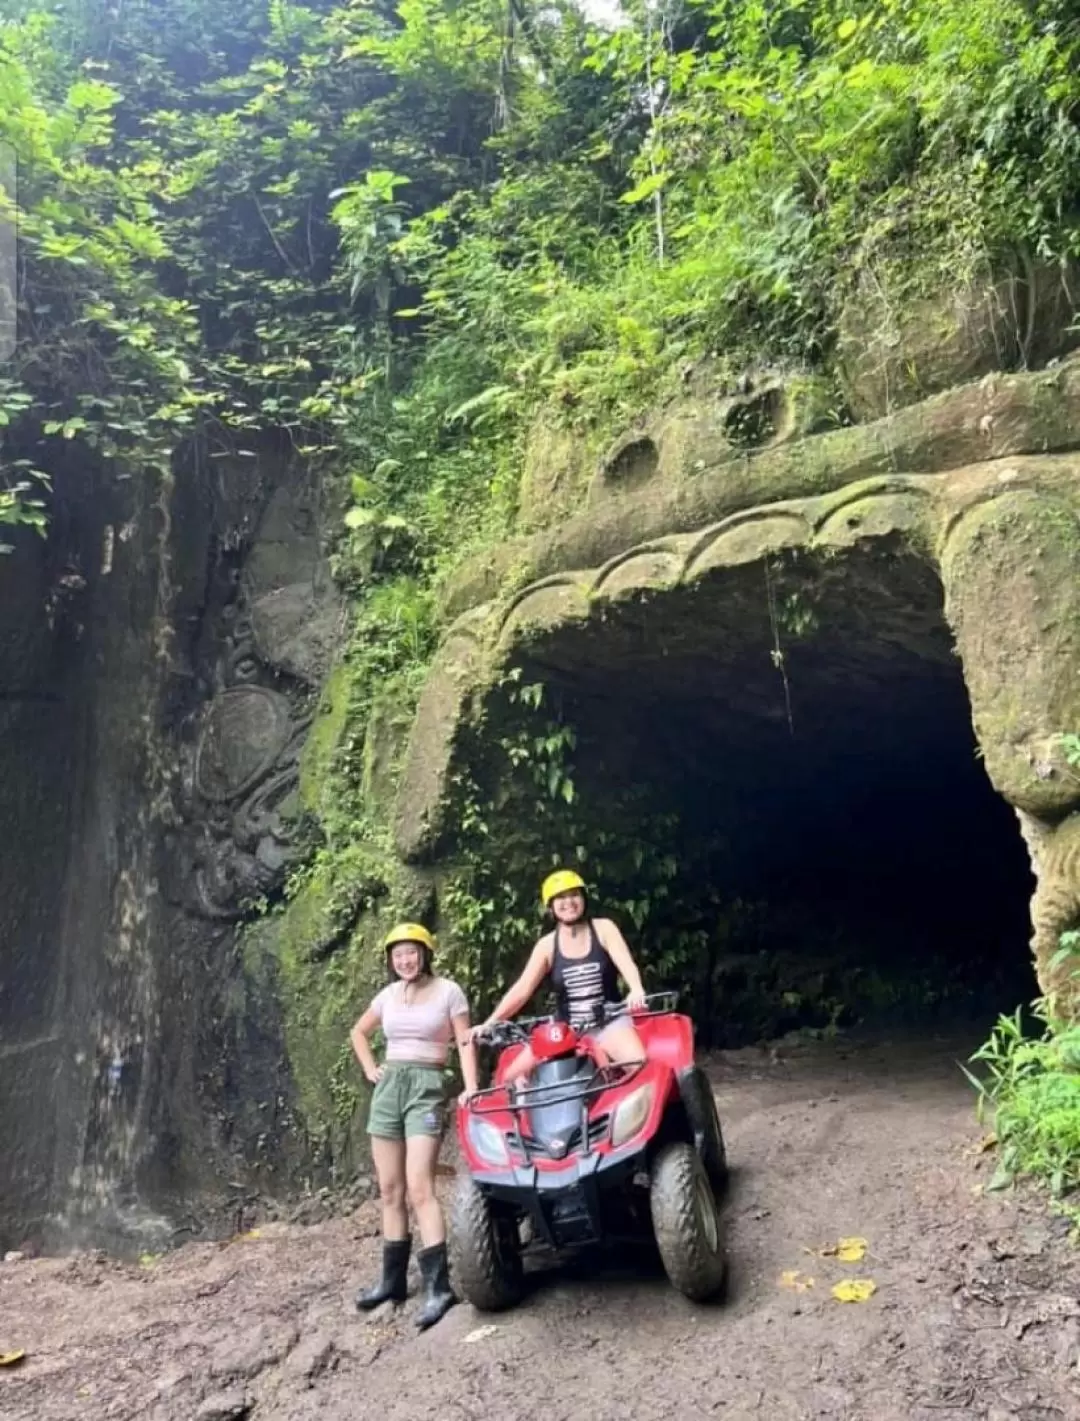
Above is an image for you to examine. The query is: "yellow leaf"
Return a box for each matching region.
[836,1236,868,1263]
[780,1269,815,1291]
[818,1236,868,1262]
[237,1228,262,1241]
[831,1279,877,1303]
[0,1350,26,1367]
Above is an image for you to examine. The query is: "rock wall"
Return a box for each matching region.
[0,438,342,1250]
[0,452,178,1248]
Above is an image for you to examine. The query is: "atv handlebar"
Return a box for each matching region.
[473,991,679,1047]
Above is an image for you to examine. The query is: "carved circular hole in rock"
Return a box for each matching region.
[194,685,292,803]
[601,434,660,489]
[723,387,786,449]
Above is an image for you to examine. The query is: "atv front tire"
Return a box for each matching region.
[649,1142,727,1303]
[449,1176,524,1312]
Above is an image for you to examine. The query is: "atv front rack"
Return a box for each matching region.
[467,1058,646,1168]
[464,993,675,1164]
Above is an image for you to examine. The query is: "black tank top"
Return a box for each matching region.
[550,921,620,1031]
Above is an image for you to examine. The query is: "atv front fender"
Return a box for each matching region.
[676,1065,728,1196]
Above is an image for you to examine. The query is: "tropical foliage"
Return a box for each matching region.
[4,0,1080,551]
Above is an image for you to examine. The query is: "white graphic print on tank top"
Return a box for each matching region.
[562,958,606,1029]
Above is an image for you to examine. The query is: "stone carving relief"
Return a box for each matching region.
[173,477,340,922]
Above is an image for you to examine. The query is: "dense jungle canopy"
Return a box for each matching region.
[5,0,1080,555]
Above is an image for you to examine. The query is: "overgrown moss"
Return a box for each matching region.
[297,663,352,820]
[941,490,1080,818]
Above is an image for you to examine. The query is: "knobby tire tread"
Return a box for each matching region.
[649,1141,727,1303]
[449,1176,523,1312]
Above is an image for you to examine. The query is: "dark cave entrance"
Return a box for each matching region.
[513,542,1036,1047]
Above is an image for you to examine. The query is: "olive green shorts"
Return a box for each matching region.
[367,1064,447,1140]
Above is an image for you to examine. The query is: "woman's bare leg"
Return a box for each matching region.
[372,1136,408,1240]
[500,1044,537,1087]
[405,1134,445,1247]
[599,1021,646,1069]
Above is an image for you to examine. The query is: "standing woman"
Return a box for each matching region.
[350,922,478,1330]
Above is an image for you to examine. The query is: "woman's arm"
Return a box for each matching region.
[595,918,647,1007]
[350,1004,384,1085]
[473,939,553,1034]
[452,1010,480,1098]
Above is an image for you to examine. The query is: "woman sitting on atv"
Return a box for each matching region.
[473,869,648,1083]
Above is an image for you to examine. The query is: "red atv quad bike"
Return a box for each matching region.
[449,992,728,1311]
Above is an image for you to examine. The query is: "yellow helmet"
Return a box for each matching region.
[383,922,436,953]
[541,869,587,909]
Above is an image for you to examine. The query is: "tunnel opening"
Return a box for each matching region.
[500,540,1036,1047]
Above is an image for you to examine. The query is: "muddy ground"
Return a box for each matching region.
[3,1033,1080,1421]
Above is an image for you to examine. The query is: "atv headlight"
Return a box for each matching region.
[610,1084,653,1148]
[468,1115,509,1167]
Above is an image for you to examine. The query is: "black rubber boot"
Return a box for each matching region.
[414,1242,456,1330]
[355,1237,411,1310]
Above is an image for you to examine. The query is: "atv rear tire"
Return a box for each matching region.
[649,1142,727,1303]
[449,1176,524,1312]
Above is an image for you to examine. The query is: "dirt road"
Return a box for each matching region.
[3,1033,1079,1421]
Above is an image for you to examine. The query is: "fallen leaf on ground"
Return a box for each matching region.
[236,1229,262,1241]
[831,1278,877,1303]
[819,1236,868,1263]
[779,1269,815,1291]
[464,1325,499,1344]
[0,1351,26,1367]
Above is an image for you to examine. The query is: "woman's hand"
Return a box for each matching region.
[469,1021,493,1043]
[458,1087,476,1107]
[626,988,648,1011]
[364,1063,384,1086]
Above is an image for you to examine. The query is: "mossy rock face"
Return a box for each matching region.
[361,691,414,824]
[298,662,351,818]
[283,847,389,963]
[249,854,421,1164]
[836,270,1019,421]
[441,359,1080,619]
[940,488,1080,819]
[516,422,595,533]
[1029,811,1080,1016]
[835,260,1080,421]
[244,908,368,1174]
[394,613,492,861]
[588,371,840,507]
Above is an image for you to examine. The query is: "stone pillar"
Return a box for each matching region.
[940,487,1080,1007]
